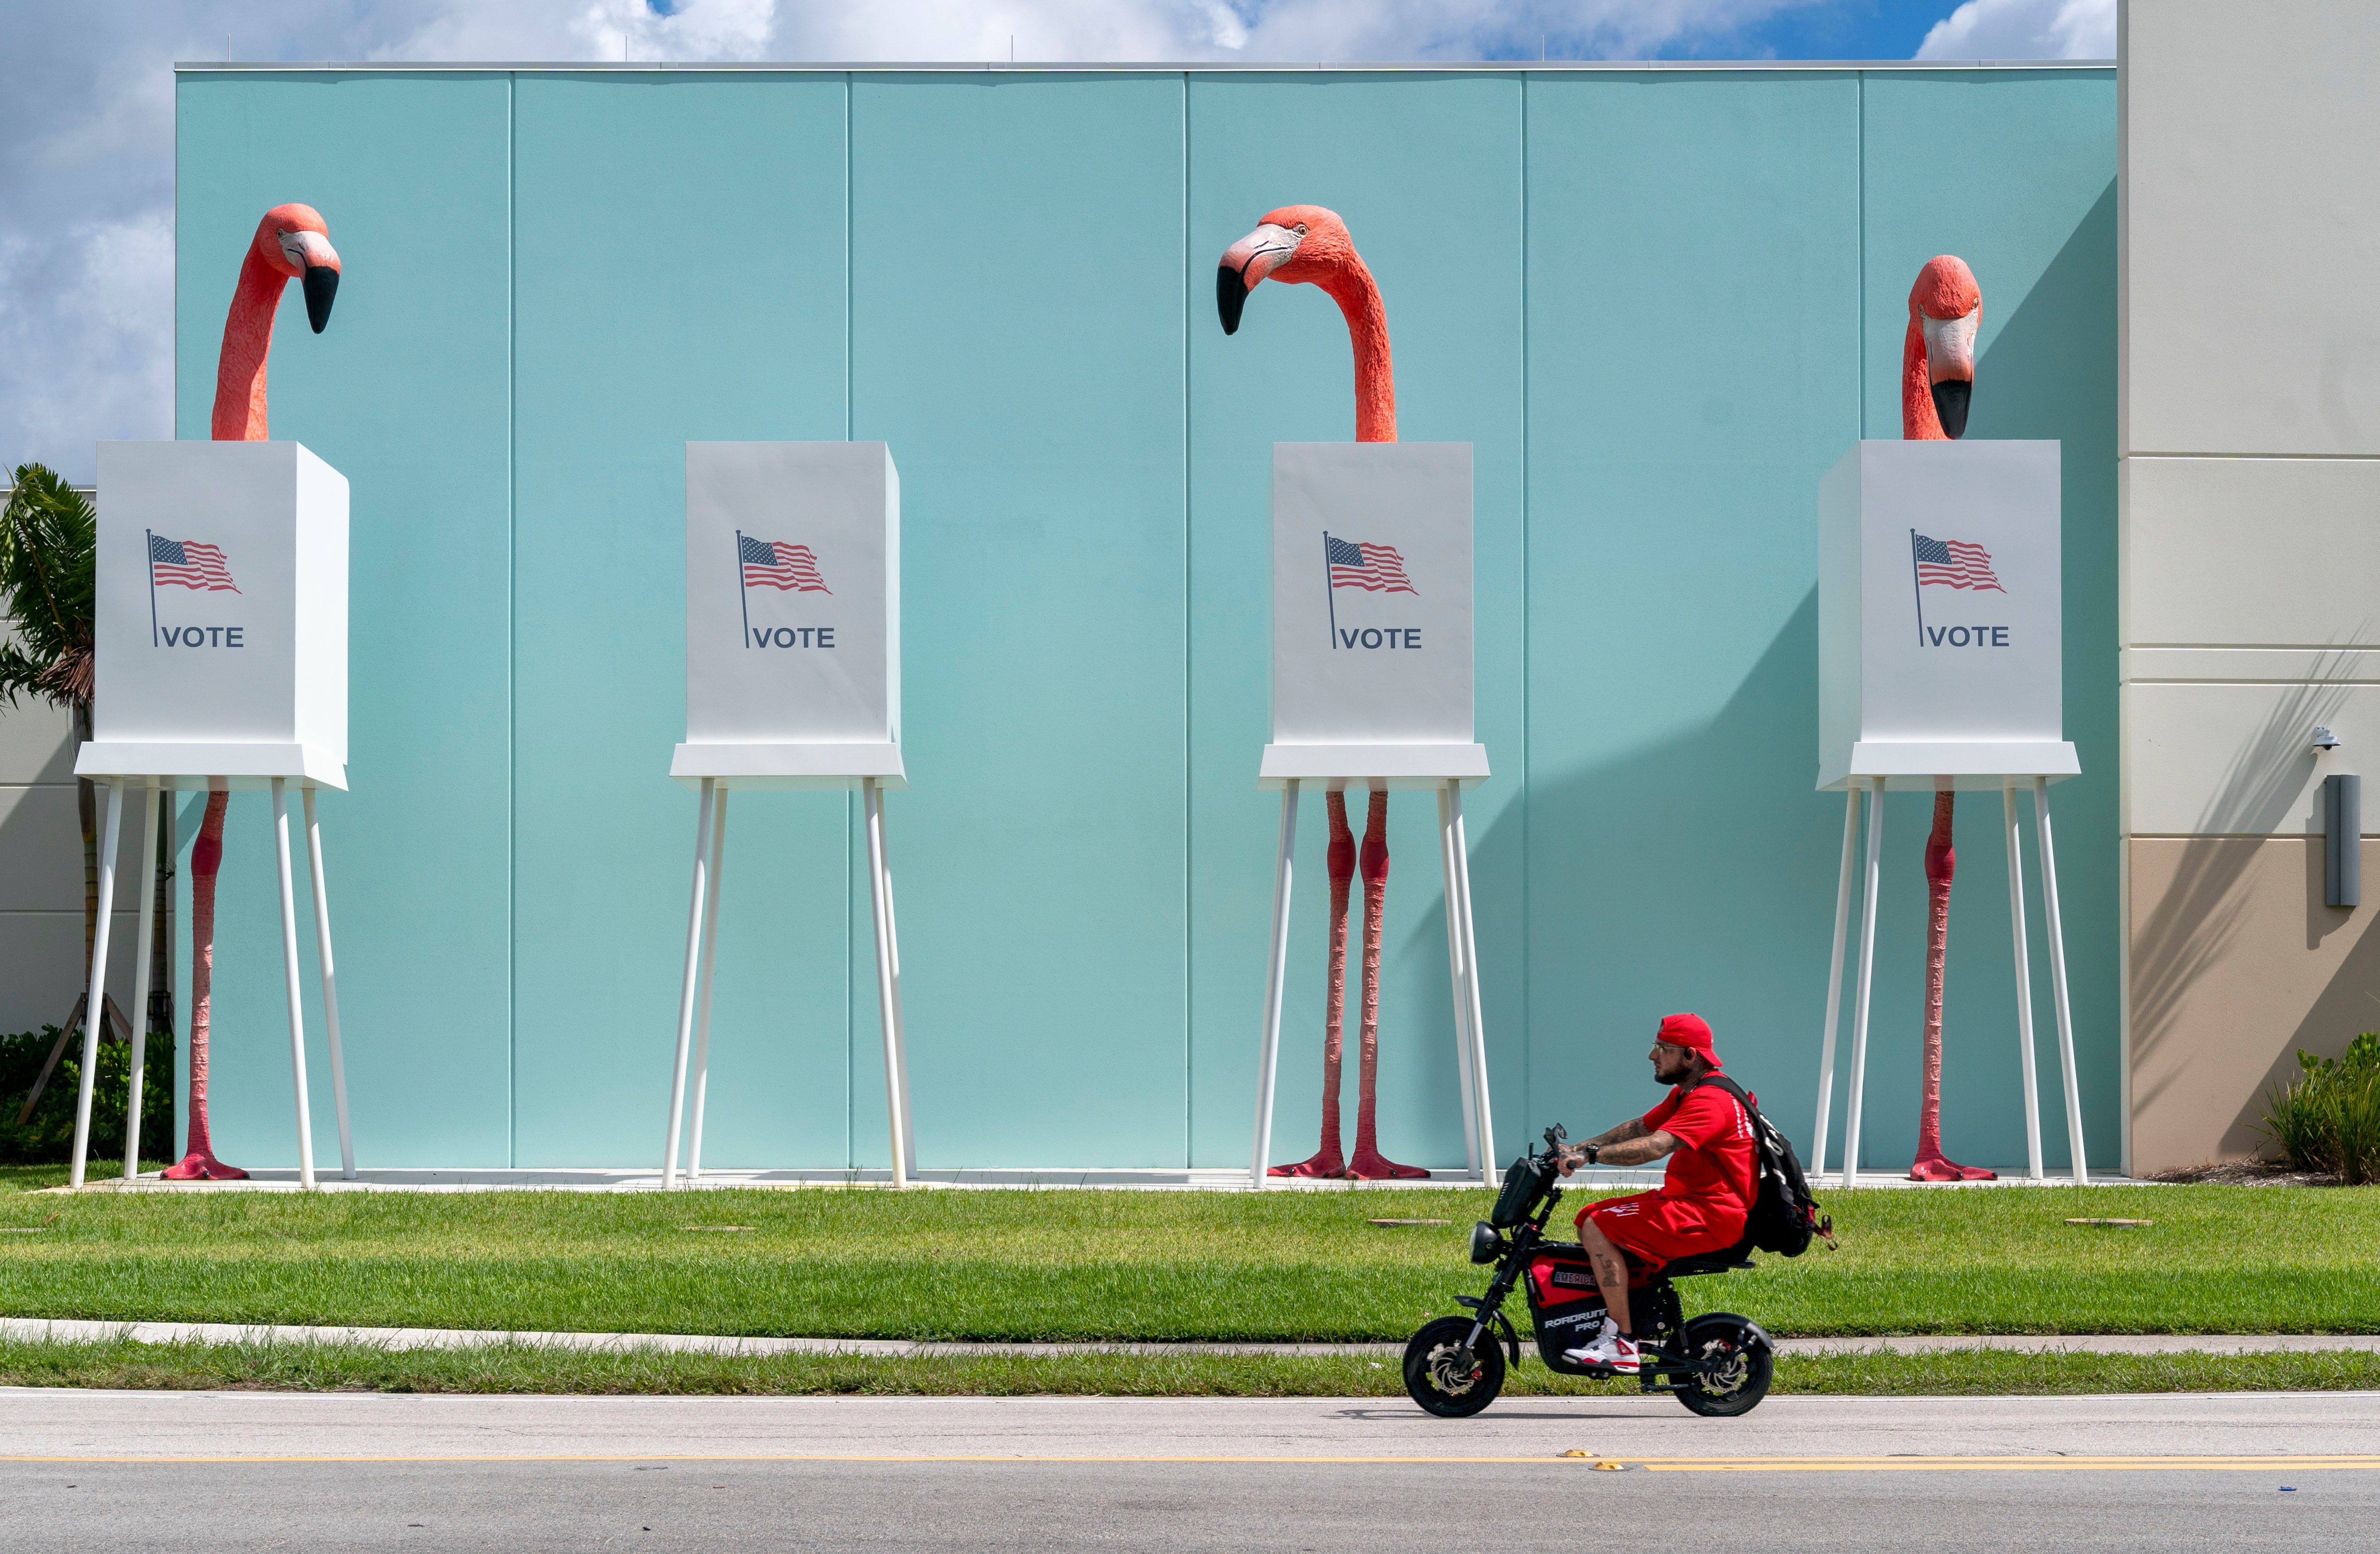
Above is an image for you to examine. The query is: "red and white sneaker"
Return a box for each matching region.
[1562,1322,1642,1374]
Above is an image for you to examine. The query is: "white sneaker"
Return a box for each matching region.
[1564,1323,1641,1374]
[1561,1317,1619,1365]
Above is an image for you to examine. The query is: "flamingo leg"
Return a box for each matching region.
[164,790,246,1181]
[1349,788,1425,1180]
[1911,788,1994,1182]
[1273,789,1353,1177]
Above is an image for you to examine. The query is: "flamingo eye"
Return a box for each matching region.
[1293,223,1309,236]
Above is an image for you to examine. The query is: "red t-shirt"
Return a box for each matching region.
[1642,1081,1758,1219]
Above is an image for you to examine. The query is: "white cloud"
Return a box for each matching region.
[0,0,1826,479]
[1914,0,2113,61]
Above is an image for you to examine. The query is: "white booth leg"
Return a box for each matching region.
[1840,777,1886,1188]
[270,779,318,1191]
[662,778,717,1190]
[301,787,355,1181]
[687,787,729,1181]
[864,778,915,1188]
[1437,785,1480,1177]
[878,808,916,1183]
[68,782,127,1190]
[1813,787,1860,1179]
[122,783,161,1180]
[2004,785,2045,1181]
[1448,784,1493,1181]
[2034,776,2087,1185]
[1250,781,1301,1190]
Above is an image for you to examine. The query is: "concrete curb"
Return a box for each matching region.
[2,1318,2375,1361]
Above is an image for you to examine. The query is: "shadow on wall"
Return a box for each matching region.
[1432,180,2123,1171]
[1450,591,1852,1157]
[2285,840,2380,1127]
[2131,655,2364,1155]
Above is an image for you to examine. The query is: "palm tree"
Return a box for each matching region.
[1,464,137,1120]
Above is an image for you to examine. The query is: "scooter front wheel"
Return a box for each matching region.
[1402,1316,1506,1418]
[1673,1312,1773,1417]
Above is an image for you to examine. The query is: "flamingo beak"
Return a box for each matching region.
[1921,308,1978,439]
[1216,222,1302,335]
[280,229,342,333]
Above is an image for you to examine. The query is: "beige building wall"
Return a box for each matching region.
[0,487,151,1039]
[2120,0,2380,1171]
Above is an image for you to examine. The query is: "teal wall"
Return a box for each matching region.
[171,66,2118,1174]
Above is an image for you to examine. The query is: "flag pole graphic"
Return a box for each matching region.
[736,529,751,649]
[1323,530,1339,649]
[145,528,160,648]
[1909,528,1926,647]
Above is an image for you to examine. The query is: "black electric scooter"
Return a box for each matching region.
[1402,1125,1774,1418]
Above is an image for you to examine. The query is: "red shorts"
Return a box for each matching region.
[1577,1191,1744,1269]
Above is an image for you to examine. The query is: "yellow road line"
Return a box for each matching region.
[0,1454,2373,1470]
[1628,1456,2380,1473]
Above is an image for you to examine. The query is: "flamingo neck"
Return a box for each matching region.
[1319,258,1395,444]
[1902,317,1945,441]
[213,247,288,442]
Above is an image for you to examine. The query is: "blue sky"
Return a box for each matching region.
[1646,3,1972,60]
[2,0,2114,476]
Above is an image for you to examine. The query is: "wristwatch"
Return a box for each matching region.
[1584,1143,1601,1166]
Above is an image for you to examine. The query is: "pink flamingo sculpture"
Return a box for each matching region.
[1220,204,1424,1181]
[164,204,341,1182]
[1903,254,1993,1184]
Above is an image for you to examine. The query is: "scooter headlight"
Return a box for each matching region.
[1470,1220,1503,1265]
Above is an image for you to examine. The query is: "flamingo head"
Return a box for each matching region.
[254,203,340,333]
[1909,254,1979,438]
[1216,204,1358,334]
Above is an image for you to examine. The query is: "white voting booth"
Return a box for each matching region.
[661,442,911,1187]
[1251,443,1495,1189]
[74,440,356,1188]
[1811,439,2086,1186]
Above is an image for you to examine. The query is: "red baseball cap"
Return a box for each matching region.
[1656,1013,1722,1069]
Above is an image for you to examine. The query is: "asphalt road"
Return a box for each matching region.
[3,1389,2375,1551]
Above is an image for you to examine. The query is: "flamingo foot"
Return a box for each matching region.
[1346,1147,1429,1181]
[161,1152,249,1181]
[1269,1147,1348,1179]
[1908,1151,1995,1183]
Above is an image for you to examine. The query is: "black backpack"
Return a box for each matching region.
[1688,1074,1835,1258]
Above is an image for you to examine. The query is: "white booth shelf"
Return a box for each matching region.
[74,744,348,789]
[1258,743,1489,790]
[670,742,907,790]
[1827,744,2078,792]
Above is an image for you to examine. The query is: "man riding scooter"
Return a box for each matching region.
[1554,1014,1756,1374]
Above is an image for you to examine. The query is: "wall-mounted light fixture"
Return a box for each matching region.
[2327,773,2361,908]
[2314,725,2341,751]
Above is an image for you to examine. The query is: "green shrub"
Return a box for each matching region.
[0,1026,176,1166]
[2262,1032,2380,1184]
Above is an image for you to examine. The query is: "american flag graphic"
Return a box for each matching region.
[1912,533,2004,592]
[149,534,240,593]
[739,535,831,593]
[1324,534,1418,594]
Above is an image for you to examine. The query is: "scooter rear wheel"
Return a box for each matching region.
[1402,1316,1506,1417]
[1673,1312,1773,1417]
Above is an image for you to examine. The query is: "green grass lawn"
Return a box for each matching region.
[0,1337,2375,1400]
[2,1176,2374,1342]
